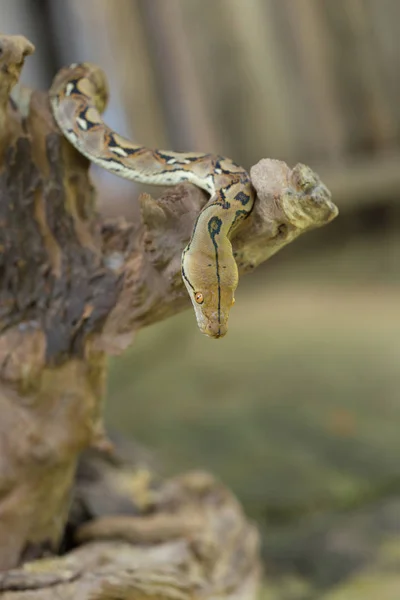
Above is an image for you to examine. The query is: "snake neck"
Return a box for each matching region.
[196,178,253,241]
[186,178,254,264]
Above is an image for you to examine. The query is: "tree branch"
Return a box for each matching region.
[97,160,337,352]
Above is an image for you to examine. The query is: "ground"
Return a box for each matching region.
[106,231,400,598]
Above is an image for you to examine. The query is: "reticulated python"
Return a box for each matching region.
[49,63,255,338]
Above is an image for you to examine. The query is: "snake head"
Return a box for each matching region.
[182,249,238,339]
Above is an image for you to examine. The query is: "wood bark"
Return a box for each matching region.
[0,34,338,597]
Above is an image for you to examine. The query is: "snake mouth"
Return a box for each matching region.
[213,331,227,339]
[200,322,228,339]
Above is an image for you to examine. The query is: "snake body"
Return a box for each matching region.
[49,63,255,338]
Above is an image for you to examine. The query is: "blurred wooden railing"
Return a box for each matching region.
[2,0,400,211]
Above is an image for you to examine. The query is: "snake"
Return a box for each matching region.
[49,63,255,338]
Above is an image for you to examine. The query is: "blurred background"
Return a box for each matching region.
[4,1,400,598]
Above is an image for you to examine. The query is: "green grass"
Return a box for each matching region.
[106,237,400,513]
[105,237,400,594]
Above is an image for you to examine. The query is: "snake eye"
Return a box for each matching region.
[194,292,204,304]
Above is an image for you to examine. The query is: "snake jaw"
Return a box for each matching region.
[192,295,231,339]
[193,305,229,338]
[184,284,229,339]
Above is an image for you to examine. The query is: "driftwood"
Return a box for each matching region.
[0,34,338,598]
[0,443,261,599]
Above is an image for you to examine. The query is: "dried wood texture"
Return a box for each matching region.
[0,455,261,600]
[0,33,337,596]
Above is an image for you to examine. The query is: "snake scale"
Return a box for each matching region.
[49,63,255,338]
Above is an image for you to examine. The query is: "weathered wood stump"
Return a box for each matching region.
[0,34,338,598]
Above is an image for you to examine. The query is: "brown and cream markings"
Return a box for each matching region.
[50,63,255,338]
